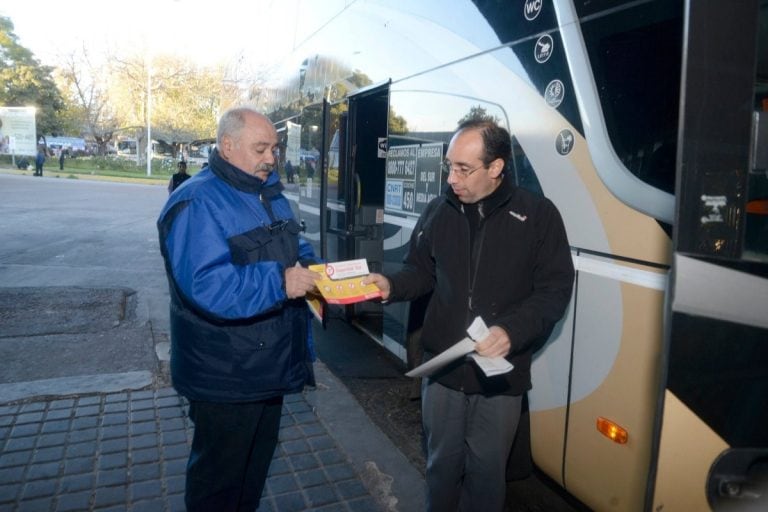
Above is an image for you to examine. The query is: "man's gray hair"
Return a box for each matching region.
[216,106,264,146]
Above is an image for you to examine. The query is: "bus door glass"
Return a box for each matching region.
[323,102,349,263]
[319,84,389,333]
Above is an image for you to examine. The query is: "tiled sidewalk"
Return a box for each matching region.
[0,388,381,512]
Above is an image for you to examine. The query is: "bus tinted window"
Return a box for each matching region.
[510,135,543,196]
[746,3,768,261]
[579,0,683,195]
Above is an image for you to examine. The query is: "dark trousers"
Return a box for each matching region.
[422,379,522,512]
[185,397,284,512]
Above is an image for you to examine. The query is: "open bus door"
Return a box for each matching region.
[322,83,390,337]
[652,1,768,510]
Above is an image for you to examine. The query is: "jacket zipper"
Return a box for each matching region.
[465,204,485,320]
[469,219,487,314]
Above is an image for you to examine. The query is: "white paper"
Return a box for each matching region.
[467,316,490,341]
[405,316,514,378]
[469,353,514,376]
[405,338,476,378]
[325,258,370,280]
[467,317,514,377]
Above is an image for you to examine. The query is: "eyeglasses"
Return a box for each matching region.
[440,160,486,178]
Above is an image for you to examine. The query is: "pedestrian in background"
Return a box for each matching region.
[167,160,191,194]
[0,118,9,153]
[305,157,316,179]
[285,159,295,183]
[34,147,46,176]
[157,106,322,511]
[363,119,574,511]
[59,148,65,170]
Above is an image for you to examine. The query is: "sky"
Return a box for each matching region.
[0,0,303,69]
[0,0,512,132]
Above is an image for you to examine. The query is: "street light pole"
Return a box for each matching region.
[146,60,152,177]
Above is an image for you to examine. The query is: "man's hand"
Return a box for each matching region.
[361,273,391,300]
[474,326,511,358]
[285,266,322,299]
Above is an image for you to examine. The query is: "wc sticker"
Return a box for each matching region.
[524,0,543,21]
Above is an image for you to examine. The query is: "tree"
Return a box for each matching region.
[55,48,122,155]
[388,108,408,134]
[149,57,223,151]
[111,53,224,161]
[0,16,66,139]
[457,105,500,125]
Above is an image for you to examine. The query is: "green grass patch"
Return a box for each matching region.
[0,153,203,182]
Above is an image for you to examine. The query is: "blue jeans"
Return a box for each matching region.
[422,379,522,512]
[185,397,284,512]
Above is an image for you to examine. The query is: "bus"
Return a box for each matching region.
[249,1,768,510]
[115,138,175,159]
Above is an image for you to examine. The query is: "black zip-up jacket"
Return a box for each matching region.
[387,178,574,395]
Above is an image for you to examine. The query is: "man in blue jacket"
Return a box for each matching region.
[364,119,574,511]
[157,107,321,511]
[34,147,46,176]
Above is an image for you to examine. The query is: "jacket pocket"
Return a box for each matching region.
[228,227,273,265]
[229,309,307,391]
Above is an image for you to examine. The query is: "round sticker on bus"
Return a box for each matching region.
[556,129,574,156]
[524,0,543,21]
[545,79,564,108]
[535,34,553,63]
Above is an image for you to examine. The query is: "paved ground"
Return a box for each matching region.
[0,366,411,512]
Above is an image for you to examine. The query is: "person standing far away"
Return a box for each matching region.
[59,148,65,170]
[156,106,323,512]
[285,159,295,183]
[34,146,46,176]
[305,157,316,179]
[167,160,191,194]
[0,118,9,153]
[363,119,575,512]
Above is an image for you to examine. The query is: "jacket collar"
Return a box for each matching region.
[445,175,515,218]
[208,148,284,199]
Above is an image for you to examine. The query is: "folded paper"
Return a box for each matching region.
[405,316,513,378]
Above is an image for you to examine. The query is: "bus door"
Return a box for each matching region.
[323,83,389,336]
[651,1,768,510]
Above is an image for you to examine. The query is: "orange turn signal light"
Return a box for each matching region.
[746,199,768,215]
[596,417,629,444]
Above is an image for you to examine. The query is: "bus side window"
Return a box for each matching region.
[510,136,543,196]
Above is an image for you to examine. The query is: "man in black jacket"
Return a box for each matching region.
[364,119,574,511]
[167,160,191,194]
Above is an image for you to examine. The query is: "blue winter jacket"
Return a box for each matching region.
[157,148,317,402]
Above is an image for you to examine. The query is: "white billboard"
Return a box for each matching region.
[0,107,37,156]
[286,121,301,166]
